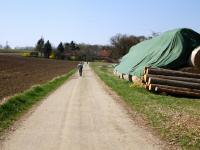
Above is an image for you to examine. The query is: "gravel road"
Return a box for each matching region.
[1,64,165,150]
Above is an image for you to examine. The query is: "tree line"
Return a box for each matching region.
[35,38,80,59]
[0,31,158,61]
[33,32,160,61]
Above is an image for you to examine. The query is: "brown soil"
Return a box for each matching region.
[0,54,78,101]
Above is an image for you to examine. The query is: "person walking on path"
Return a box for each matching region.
[77,62,83,76]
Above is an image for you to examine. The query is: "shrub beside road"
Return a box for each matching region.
[91,62,200,149]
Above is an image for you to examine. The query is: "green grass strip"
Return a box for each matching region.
[0,69,75,135]
[91,62,200,150]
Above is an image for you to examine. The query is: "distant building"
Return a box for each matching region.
[64,50,80,60]
[98,49,111,58]
[96,49,114,62]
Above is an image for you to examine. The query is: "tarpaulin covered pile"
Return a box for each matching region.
[114,28,200,77]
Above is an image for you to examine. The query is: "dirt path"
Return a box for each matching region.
[1,64,165,150]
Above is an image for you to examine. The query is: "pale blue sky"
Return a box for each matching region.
[0,0,199,47]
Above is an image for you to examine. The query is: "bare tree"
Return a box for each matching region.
[110,34,146,59]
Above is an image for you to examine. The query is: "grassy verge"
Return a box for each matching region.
[91,62,200,150]
[0,69,75,135]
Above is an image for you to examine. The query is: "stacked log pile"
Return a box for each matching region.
[142,67,200,98]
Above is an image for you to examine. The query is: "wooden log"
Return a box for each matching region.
[148,77,200,90]
[143,67,148,75]
[113,70,118,76]
[123,74,129,80]
[132,76,140,82]
[141,76,145,83]
[146,74,200,84]
[149,84,200,93]
[143,74,148,83]
[146,68,200,79]
[116,71,121,78]
[120,73,124,79]
[149,84,200,98]
[128,75,132,82]
[145,84,149,90]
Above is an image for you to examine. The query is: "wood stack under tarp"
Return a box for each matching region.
[142,67,200,98]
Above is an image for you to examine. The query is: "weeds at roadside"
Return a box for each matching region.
[91,62,200,149]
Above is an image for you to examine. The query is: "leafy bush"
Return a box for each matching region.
[30,52,38,57]
[50,52,56,59]
[69,56,76,60]
[22,52,31,57]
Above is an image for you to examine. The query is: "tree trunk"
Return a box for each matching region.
[143,67,148,75]
[149,84,200,98]
[148,77,200,90]
[141,76,145,83]
[149,84,200,93]
[145,84,149,90]
[146,74,200,84]
[146,68,200,79]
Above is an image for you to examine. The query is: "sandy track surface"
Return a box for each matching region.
[1,64,165,150]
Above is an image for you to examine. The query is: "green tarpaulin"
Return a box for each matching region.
[114,28,200,77]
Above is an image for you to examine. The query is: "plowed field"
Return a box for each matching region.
[0,54,78,101]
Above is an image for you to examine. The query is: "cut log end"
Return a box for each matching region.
[148,77,152,85]
[143,74,149,83]
[148,84,156,91]
[145,85,149,90]
[143,67,148,75]
[148,84,152,91]
[189,46,200,68]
